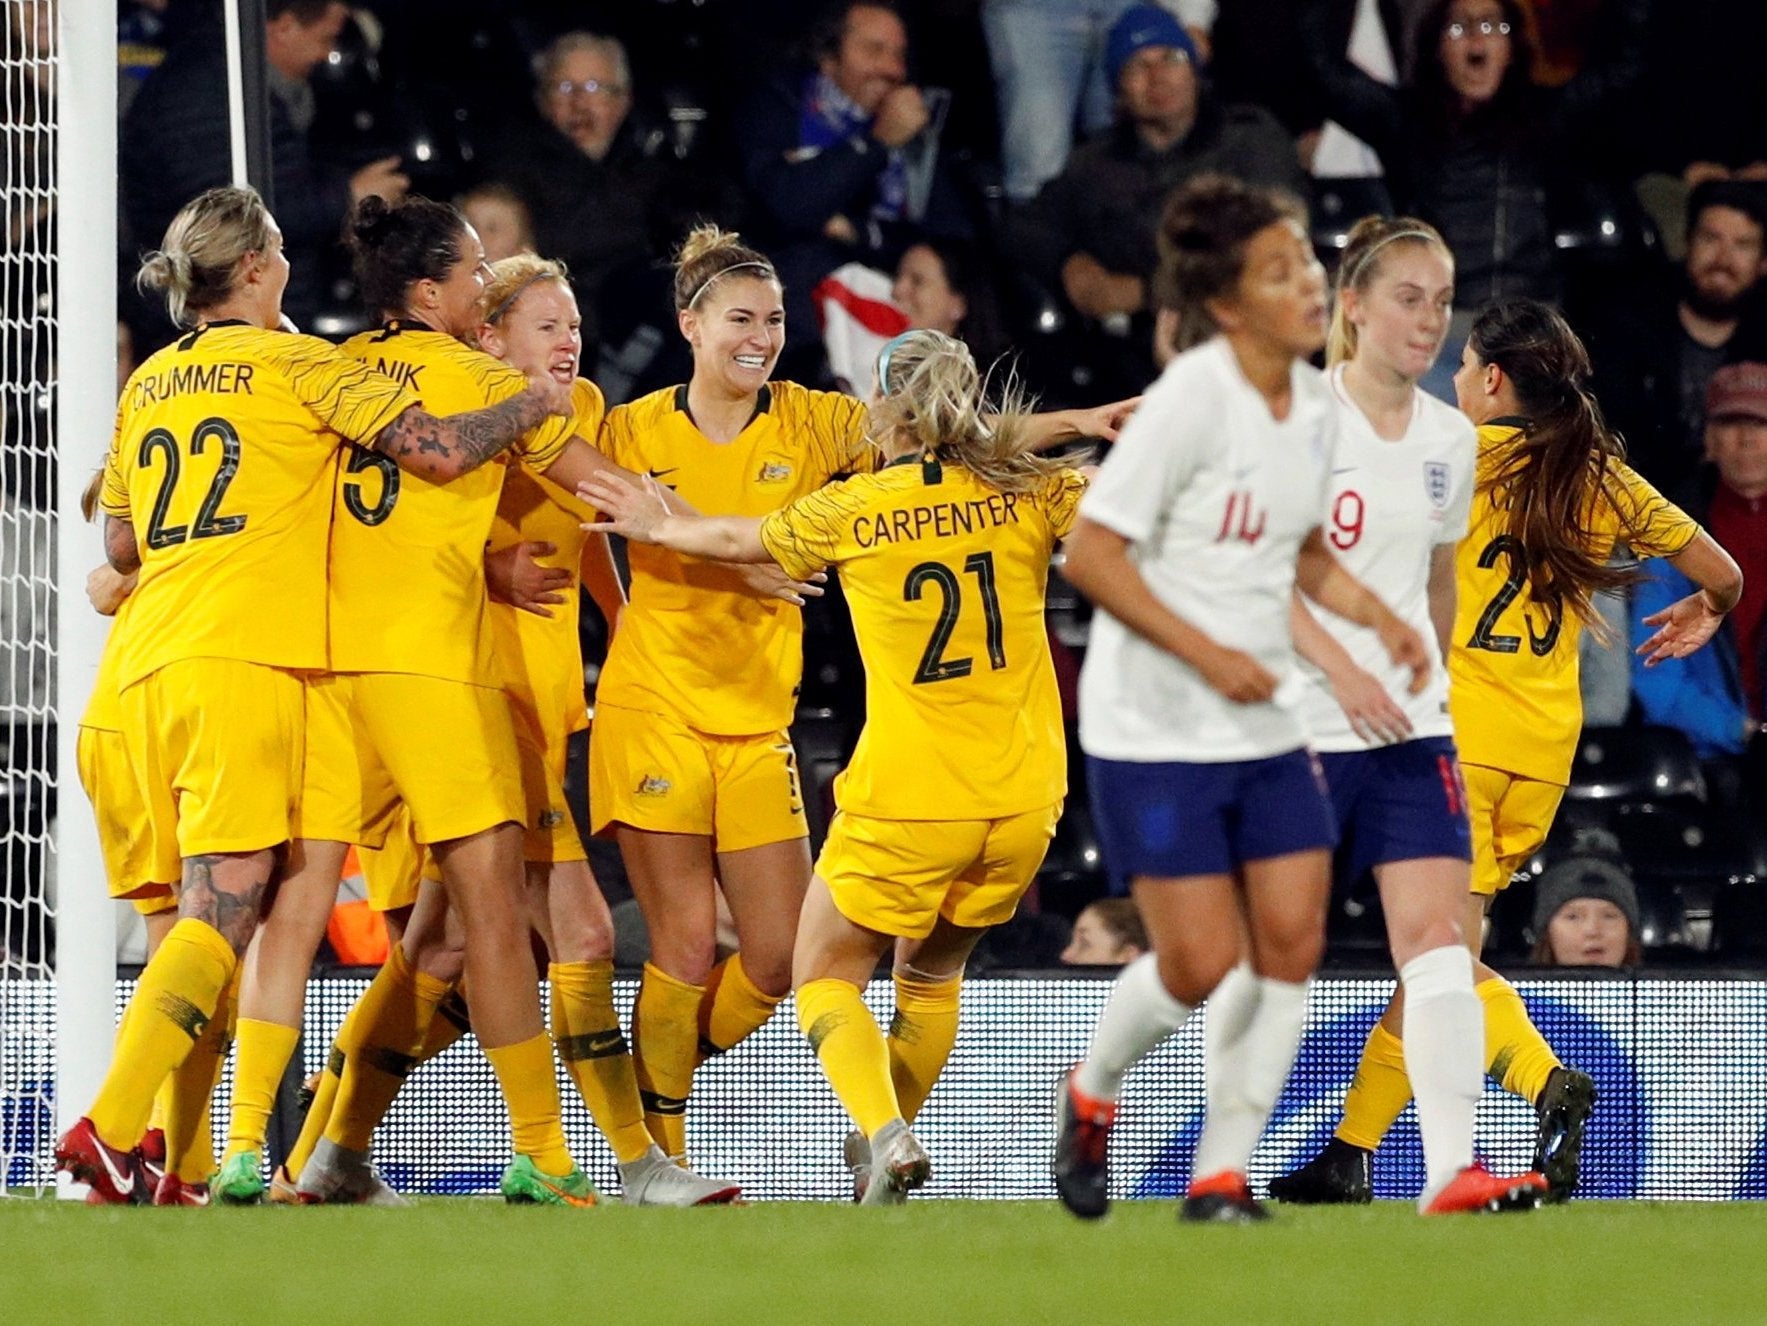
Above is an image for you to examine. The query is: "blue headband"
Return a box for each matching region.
[876,331,917,394]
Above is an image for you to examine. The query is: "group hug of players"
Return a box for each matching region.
[57,169,1740,1220]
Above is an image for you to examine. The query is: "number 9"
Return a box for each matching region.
[1329,490,1364,551]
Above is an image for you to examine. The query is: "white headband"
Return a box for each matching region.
[1341,228,1440,289]
[687,260,775,308]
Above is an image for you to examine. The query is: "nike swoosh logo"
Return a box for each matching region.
[94,1139,133,1195]
[536,1174,597,1207]
[647,468,679,481]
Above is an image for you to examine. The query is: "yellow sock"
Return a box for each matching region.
[421,988,471,1060]
[1335,1022,1412,1151]
[888,970,962,1125]
[324,946,449,1152]
[146,1087,167,1142]
[550,961,651,1164]
[632,963,704,1159]
[797,977,900,1139]
[483,1031,573,1175]
[1478,976,1561,1104]
[89,919,236,1150]
[285,1040,348,1182]
[167,966,238,1182]
[224,1019,301,1161]
[696,954,784,1065]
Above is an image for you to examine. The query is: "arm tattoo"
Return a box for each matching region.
[179,854,270,957]
[104,515,141,574]
[372,391,552,481]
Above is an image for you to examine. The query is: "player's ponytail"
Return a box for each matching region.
[345,194,468,321]
[1469,299,1641,638]
[1326,215,1451,366]
[1153,173,1308,355]
[672,224,778,312]
[136,185,274,328]
[867,329,1061,496]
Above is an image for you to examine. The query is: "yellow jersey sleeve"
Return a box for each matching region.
[1037,468,1090,540]
[261,333,418,446]
[100,404,130,519]
[793,386,872,484]
[1600,460,1699,559]
[758,480,864,582]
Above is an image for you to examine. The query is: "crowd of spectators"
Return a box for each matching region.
[3,0,1754,970]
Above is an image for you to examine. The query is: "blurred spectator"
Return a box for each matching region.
[1014,3,1302,398]
[1527,850,1641,968]
[120,0,408,338]
[1631,364,1767,771]
[1302,0,1646,334]
[1060,898,1147,966]
[892,238,1010,367]
[489,31,740,402]
[734,1,973,384]
[459,181,535,265]
[981,0,1218,205]
[1585,181,1767,492]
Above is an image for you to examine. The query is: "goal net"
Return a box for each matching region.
[1,0,115,1195]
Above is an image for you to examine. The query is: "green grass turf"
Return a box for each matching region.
[5,1198,1766,1325]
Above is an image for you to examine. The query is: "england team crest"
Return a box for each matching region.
[1424,461,1451,509]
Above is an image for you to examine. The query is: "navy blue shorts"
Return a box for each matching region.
[1316,735,1472,880]
[1086,748,1338,889]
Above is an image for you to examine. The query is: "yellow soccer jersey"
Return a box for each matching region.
[329,321,577,684]
[100,322,416,688]
[1450,421,1698,783]
[77,593,137,733]
[760,457,1086,819]
[597,381,871,734]
[488,377,606,728]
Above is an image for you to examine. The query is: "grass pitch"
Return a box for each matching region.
[4,1198,1764,1325]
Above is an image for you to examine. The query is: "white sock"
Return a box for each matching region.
[1193,976,1310,1181]
[1073,953,1194,1102]
[1400,945,1481,1205]
[1201,962,1260,1109]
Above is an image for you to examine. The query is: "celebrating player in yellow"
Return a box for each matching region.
[1277,298,1743,1203]
[591,226,1130,1164]
[56,184,570,1204]
[585,328,1086,1202]
[218,195,621,1208]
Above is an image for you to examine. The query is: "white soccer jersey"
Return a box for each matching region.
[1078,337,1338,763]
[1297,367,1477,751]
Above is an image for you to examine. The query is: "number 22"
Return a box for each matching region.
[137,416,248,550]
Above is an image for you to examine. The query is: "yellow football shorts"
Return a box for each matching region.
[297,671,525,848]
[815,800,1063,939]
[1462,763,1567,897]
[589,701,807,852]
[76,724,177,913]
[509,688,587,867]
[353,804,439,913]
[119,658,305,865]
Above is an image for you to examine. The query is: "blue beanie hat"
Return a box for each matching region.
[1105,4,1200,91]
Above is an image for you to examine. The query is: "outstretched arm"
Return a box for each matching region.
[369,374,574,483]
[1012,398,1141,453]
[1635,531,1744,666]
[581,471,772,564]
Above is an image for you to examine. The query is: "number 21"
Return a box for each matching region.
[903,551,1007,685]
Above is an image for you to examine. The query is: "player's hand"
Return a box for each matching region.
[1636,590,1728,667]
[85,564,136,616]
[1073,396,1141,443]
[1376,616,1432,695]
[1328,665,1413,745]
[735,560,827,607]
[485,541,570,617]
[578,472,670,543]
[1195,644,1279,704]
[871,85,930,148]
[525,371,575,419]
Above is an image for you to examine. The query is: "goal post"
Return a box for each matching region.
[51,0,117,1197]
